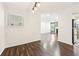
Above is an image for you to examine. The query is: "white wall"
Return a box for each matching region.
[41,22,50,33]
[0,4,5,54]
[5,4,40,48]
[58,12,72,45]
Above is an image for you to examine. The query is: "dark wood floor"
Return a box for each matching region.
[58,41,74,56]
[1,41,43,56]
[1,41,74,56]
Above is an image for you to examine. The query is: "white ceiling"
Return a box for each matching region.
[4,2,79,5]
[4,2,79,10]
[3,2,33,12]
[41,2,79,5]
[3,2,79,12]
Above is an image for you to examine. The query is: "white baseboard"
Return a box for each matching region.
[58,40,72,45]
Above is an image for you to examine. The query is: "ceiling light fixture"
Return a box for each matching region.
[37,2,40,7]
[32,2,40,14]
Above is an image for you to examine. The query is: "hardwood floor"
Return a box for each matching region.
[1,41,43,56]
[1,40,74,56]
[58,41,74,56]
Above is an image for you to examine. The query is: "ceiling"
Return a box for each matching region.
[4,2,79,9]
[41,2,79,5]
[3,2,79,14]
[3,2,33,12]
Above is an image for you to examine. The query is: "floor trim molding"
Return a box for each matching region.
[58,41,73,47]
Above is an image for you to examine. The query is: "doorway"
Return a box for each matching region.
[72,15,79,44]
[50,22,58,35]
[72,14,79,56]
[40,14,59,55]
